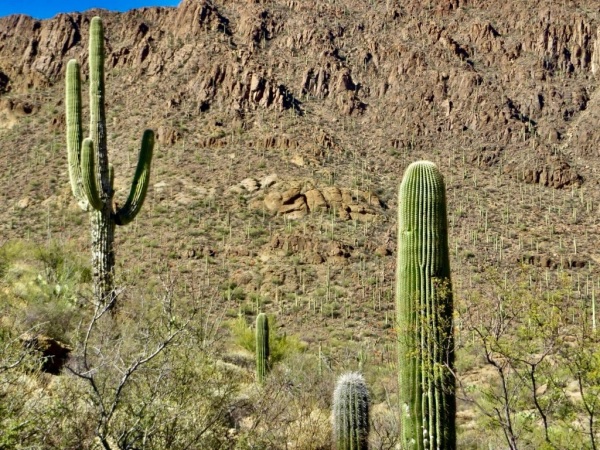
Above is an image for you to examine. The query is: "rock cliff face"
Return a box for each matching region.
[1,0,600,187]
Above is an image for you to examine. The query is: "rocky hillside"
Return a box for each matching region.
[2,0,600,345]
[1,0,600,445]
[2,0,600,316]
[3,0,600,170]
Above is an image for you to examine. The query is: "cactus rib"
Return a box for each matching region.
[332,372,370,450]
[256,313,270,384]
[396,161,456,450]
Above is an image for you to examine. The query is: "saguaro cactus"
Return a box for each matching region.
[66,16,153,305]
[396,161,455,450]
[255,313,270,383]
[332,372,370,450]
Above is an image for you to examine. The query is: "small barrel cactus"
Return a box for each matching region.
[332,372,370,450]
[396,161,455,450]
[255,313,270,384]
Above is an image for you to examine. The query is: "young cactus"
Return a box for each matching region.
[396,161,455,450]
[332,372,370,450]
[255,313,270,384]
[66,16,154,305]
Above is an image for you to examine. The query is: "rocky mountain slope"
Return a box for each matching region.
[1,0,600,445]
[2,0,600,344]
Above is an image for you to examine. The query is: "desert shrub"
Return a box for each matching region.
[0,239,91,342]
[235,352,333,449]
[230,314,305,364]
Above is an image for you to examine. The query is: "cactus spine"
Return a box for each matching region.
[66,16,153,305]
[332,372,370,450]
[255,313,270,384]
[396,161,455,450]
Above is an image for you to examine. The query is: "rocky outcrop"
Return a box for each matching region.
[520,161,582,189]
[237,5,284,48]
[21,333,71,375]
[192,63,302,113]
[519,253,588,270]
[1,0,600,220]
[156,125,182,145]
[234,176,384,221]
[174,0,231,38]
[269,233,353,265]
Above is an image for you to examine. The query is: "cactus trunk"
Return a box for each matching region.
[332,372,370,450]
[255,313,270,384]
[88,17,115,304]
[396,161,455,450]
[66,16,153,306]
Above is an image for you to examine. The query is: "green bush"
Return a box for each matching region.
[230,315,305,365]
[0,239,91,341]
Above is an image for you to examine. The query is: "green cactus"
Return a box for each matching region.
[255,313,270,384]
[66,16,153,305]
[332,372,370,450]
[396,161,455,450]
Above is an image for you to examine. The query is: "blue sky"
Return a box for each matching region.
[0,1,181,20]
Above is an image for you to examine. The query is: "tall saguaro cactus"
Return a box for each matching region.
[66,16,154,305]
[396,161,455,450]
[332,372,370,450]
[255,313,270,384]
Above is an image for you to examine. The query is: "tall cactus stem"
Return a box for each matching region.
[256,313,270,384]
[88,16,109,196]
[396,161,456,450]
[332,372,370,450]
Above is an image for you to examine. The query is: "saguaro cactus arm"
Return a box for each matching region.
[66,59,89,211]
[114,130,154,225]
[396,161,455,450]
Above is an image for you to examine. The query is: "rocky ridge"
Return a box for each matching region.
[1,0,600,184]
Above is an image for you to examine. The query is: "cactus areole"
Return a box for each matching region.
[396,161,456,450]
[66,16,154,305]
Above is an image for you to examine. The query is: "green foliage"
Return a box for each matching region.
[332,372,370,450]
[235,352,333,448]
[396,161,455,450]
[230,314,304,365]
[220,281,246,301]
[456,267,600,449]
[0,240,90,341]
[0,282,240,449]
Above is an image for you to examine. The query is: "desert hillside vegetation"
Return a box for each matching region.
[1,0,600,448]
